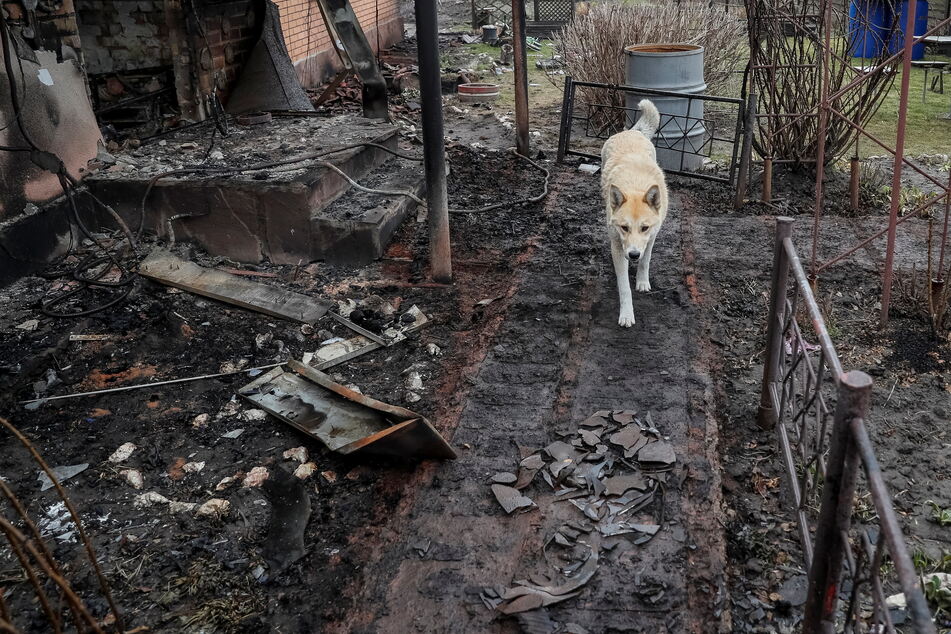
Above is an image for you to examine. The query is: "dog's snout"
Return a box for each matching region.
[626,248,641,260]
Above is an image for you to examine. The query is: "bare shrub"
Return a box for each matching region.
[745,0,898,165]
[554,1,746,132]
[557,1,746,91]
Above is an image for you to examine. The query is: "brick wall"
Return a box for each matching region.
[195,1,263,97]
[75,0,171,74]
[274,0,404,87]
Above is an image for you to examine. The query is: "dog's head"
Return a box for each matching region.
[608,183,662,260]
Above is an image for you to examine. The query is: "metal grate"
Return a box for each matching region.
[472,0,577,31]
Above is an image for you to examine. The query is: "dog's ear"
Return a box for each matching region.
[610,185,626,210]
[644,184,661,210]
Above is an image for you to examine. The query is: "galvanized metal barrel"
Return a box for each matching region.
[623,44,707,171]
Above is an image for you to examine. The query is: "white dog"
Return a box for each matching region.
[600,99,668,327]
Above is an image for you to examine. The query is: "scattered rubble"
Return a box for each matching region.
[283,447,309,463]
[243,467,270,488]
[195,498,230,519]
[485,410,674,617]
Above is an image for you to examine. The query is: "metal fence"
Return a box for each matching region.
[472,0,577,34]
[556,77,755,204]
[758,217,938,633]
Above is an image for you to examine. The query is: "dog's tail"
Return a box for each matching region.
[633,99,660,138]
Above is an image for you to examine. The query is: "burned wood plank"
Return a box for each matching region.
[138,249,332,324]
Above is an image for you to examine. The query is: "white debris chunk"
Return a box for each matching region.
[119,469,144,490]
[240,409,268,422]
[406,372,423,391]
[183,461,205,474]
[169,501,197,514]
[108,442,137,463]
[283,447,309,463]
[294,462,317,480]
[215,474,241,491]
[15,319,39,331]
[242,466,269,487]
[191,413,210,428]
[133,491,170,508]
[195,498,230,518]
[221,428,244,439]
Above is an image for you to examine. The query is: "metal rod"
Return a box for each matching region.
[764,15,951,143]
[511,0,529,156]
[938,168,951,276]
[735,94,756,209]
[850,419,939,634]
[811,0,833,279]
[758,217,794,429]
[881,0,918,328]
[783,237,845,379]
[20,363,285,405]
[413,0,452,283]
[802,371,873,634]
[557,76,573,163]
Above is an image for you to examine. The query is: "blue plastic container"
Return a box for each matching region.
[849,1,889,58]
[887,0,929,60]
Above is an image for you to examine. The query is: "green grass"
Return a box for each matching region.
[444,40,566,112]
[857,55,951,158]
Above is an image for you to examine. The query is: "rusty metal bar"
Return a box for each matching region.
[413,0,452,283]
[939,168,951,277]
[802,371,873,634]
[0,418,123,632]
[765,15,951,143]
[758,217,794,428]
[827,104,950,192]
[881,0,919,328]
[511,0,530,156]
[735,93,756,209]
[783,237,845,379]
[0,518,103,633]
[851,419,938,634]
[817,189,951,274]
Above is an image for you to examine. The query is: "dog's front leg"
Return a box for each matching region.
[611,237,635,327]
[635,231,657,292]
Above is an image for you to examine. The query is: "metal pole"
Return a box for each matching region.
[735,93,756,210]
[758,216,794,430]
[881,0,918,327]
[802,370,874,634]
[557,76,573,163]
[511,0,530,156]
[762,157,773,203]
[812,0,833,278]
[414,0,453,283]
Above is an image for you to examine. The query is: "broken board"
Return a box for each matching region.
[138,249,332,323]
[238,360,456,460]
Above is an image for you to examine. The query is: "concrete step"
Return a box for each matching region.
[311,157,424,265]
[84,119,399,265]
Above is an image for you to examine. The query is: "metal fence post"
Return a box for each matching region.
[734,92,757,210]
[802,371,874,634]
[557,76,573,163]
[757,217,794,429]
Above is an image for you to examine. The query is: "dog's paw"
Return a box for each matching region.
[618,310,635,327]
[635,279,651,293]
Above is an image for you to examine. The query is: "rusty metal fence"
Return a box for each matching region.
[758,217,938,633]
[556,78,755,204]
